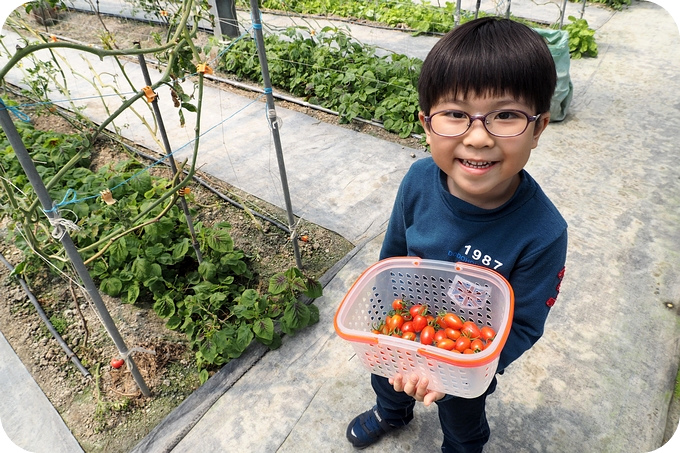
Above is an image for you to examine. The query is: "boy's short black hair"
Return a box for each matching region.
[418,17,557,115]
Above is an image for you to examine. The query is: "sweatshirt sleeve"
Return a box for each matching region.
[498,229,568,372]
[379,179,409,260]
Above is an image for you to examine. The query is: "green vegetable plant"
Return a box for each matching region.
[218,25,423,137]
[563,15,598,59]
[0,104,322,382]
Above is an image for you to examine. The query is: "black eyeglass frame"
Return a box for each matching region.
[423,109,542,138]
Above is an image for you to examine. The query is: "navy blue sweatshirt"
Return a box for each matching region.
[380,157,568,373]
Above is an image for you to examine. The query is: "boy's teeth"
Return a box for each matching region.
[463,160,491,168]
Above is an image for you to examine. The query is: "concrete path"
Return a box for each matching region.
[1,1,680,453]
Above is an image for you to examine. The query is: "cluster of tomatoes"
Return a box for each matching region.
[371,299,497,354]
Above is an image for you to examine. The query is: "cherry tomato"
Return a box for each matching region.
[480,326,497,342]
[401,321,415,333]
[443,313,464,330]
[434,329,448,344]
[412,314,428,333]
[420,325,436,345]
[110,358,125,369]
[392,299,405,311]
[445,328,461,340]
[387,314,405,331]
[455,336,471,352]
[463,348,475,354]
[435,314,448,329]
[436,338,456,350]
[409,304,427,318]
[402,331,417,341]
[471,339,485,353]
[461,321,481,339]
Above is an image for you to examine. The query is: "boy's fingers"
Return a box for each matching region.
[402,374,420,398]
[391,373,405,392]
[414,376,430,400]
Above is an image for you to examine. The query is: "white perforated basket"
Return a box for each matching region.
[334,257,514,398]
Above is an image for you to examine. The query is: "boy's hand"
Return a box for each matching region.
[389,373,445,406]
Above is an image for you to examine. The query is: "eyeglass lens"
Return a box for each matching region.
[429,110,531,137]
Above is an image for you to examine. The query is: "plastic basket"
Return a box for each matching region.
[334,257,514,398]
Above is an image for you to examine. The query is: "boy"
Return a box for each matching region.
[346,17,568,452]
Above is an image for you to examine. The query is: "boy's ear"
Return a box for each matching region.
[418,111,432,145]
[531,112,551,149]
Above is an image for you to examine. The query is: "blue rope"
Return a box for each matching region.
[0,104,31,122]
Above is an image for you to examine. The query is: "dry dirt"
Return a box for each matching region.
[0,5,421,452]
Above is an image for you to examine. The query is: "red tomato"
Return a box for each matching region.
[435,315,448,330]
[409,304,427,318]
[463,348,475,354]
[402,331,417,341]
[420,325,435,345]
[401,321,415,333]
[434,329,448,344]
[445,328,461,340]
[471,339,485,353]
[392,299,405,311]
[387,314,405,331]
[436,338,456,350]
[412,314,428,333]
[443,313,464,330]
[455,336,471,352]
[110,358,125,369]
[461,321,481,339]
[480,326,496,342]
[426,314,435,325]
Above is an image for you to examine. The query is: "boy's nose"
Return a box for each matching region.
[462,119,495,147]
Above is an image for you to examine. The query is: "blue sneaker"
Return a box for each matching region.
[346,405,399,449]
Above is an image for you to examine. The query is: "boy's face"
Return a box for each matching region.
[419,92,550,209]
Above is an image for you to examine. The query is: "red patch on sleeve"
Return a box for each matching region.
[546,297,556,307]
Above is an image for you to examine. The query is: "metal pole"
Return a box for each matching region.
[0,99,151,397]
[505,0,512,19]
[136,45,204,263]
[248,0,303,269]
[580,0,587,20]
[559,0,569,28]
[455,0,462,27]
[475,0,481,19]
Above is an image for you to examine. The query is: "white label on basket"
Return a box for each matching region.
[448,275,490,309]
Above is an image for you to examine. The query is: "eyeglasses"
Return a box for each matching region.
[424,109,541,138]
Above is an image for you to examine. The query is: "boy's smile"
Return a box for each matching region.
[420,93,550,210]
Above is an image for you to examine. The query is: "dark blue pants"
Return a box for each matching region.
[371,374,498,453]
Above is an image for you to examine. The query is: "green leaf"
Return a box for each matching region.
[166,315,182,330]
[253,318,274,342]
[268,272,288,295]
[126,282,140,304]
[153,294,176,318]
[131,257,151,280]
[198,261,217,281]
[206,228,234,253]
[304,278,323,299]
[100,277,122,296]
[108,237,128,269]
[172,238,191,260]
